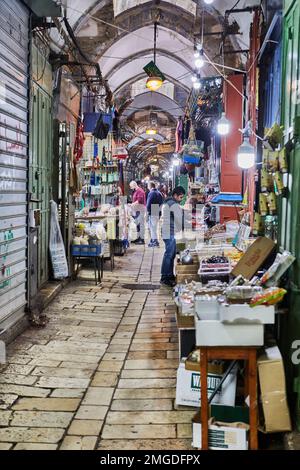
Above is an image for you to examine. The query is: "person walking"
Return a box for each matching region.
[147,182,163,247]
[129,180,146,245]
[160,186,186,287]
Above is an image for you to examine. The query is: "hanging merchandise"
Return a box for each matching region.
[279,148,288,173]
[112,141,128,159]
[261,169,273,192]
[74,119,85,162]
[253,212,263,236]
[259,193,268,216]
[49,201,69,279]
[93,113,110,140]
[267,192,277,214]
[176,117,183,152]
[274,171,284,195]
[267,151,279,172]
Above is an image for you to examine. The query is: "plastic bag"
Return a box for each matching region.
[250,287,287,307]
[129,218,138,242]
[261,251,295,287]
[49,200,69,279]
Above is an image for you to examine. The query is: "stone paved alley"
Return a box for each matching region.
[0,245,194,450]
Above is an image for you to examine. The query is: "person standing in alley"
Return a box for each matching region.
[147,182,163,247]
[129,180,146,245]
[160,186,186,287]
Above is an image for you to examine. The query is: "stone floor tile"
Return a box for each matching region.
[82,387,114,406]
[97,361,123,372]
[68,418,103,436]
[0,394,18,409]
[35,377,90,389]
[111,399,173,411]
[127,351,166,360]
[106,344,130,353]
[11,411,73,428]
[0,410,12,426]
[106,410,195,425]
[75,405,108,420]
[27,359,62,367]
[121,369,176,379]
[14,443,58,450]
[97,439,192,450]
[130,343,178,351]
[60,436,97,450]
[59,362,96,369]
[91,372,119,387]
[101,353,127,361]
[114,388,176,400]
[101,424,176,439]
[0,384,50,397]
[177,423,193,438]
[3,364,35,375]
[124,359,177,370]
[31,366,94,379]
[0,374,37,386]
[0,443,13,450]
[12,398,80,411]
[50,389,85,398]
[118,378,176,389]
[0,427,64,443]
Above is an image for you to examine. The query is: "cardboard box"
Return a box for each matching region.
[176,274,199,283]
[176,310,195,329]
[232,237,275,280]
[176,263,199,274]
[195,319,264,346]
[195,297,219,320]
[175,361,237,407]
[219,303,275,324]
[192,410,248,450]
[257,346,292,432]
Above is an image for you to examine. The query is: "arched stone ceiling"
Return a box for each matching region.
[121,92,184,120]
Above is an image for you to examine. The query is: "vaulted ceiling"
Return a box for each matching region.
[53,0,259,170]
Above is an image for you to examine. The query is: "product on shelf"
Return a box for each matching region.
[249,287,287,307]
[261,251,295,287]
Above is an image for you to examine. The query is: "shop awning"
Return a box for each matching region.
[23,0,62,17]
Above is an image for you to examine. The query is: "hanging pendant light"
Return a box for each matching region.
[146,128,157,135]
[217,112,230,136]
[237,137,255,169]
[195,46,204,69]
[146,76,163,91]
[204,0,214,4]
[146,21,163,92]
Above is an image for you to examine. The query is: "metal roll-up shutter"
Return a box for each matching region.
[0,0,29,334]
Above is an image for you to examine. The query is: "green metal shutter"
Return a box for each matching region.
[0,0,30,333]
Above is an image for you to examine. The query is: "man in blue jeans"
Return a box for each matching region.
[160,186,186,287]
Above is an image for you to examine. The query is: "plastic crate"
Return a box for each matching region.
[198,259,231,284]
[71,244,102,257]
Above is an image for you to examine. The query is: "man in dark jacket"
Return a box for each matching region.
[160,186,186,287]
[147,182,163,247]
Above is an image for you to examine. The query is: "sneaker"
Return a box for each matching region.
[131,238,140,244]
[153,240,160,247]
[148,241,155,248]
[136,239,145,245]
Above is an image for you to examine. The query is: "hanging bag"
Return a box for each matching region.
[92,113,110,140]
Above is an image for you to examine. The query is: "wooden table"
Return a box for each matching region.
[199,346,258,450]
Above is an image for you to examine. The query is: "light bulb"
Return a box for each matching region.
[191,75,198,83]
[194,50,200,59]
[195,56,204,69]
[193,81,201,90]
[146,76,163,91]
[173,158,180,166]
[237,138,255,169]
[204,0,214,4]
[217,113,230,136]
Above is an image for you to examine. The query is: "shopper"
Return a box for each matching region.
[147,182,163,247]
[160,186,186,287]
[129,180,146,245]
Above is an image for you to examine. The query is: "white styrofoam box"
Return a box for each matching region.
[219,303,275,324]
[195,319,264,346]
[195,297,219,320]
[175,362,237,407]
[192,421,248,450]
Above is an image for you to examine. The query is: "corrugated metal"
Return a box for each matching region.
[0,0,29,332]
